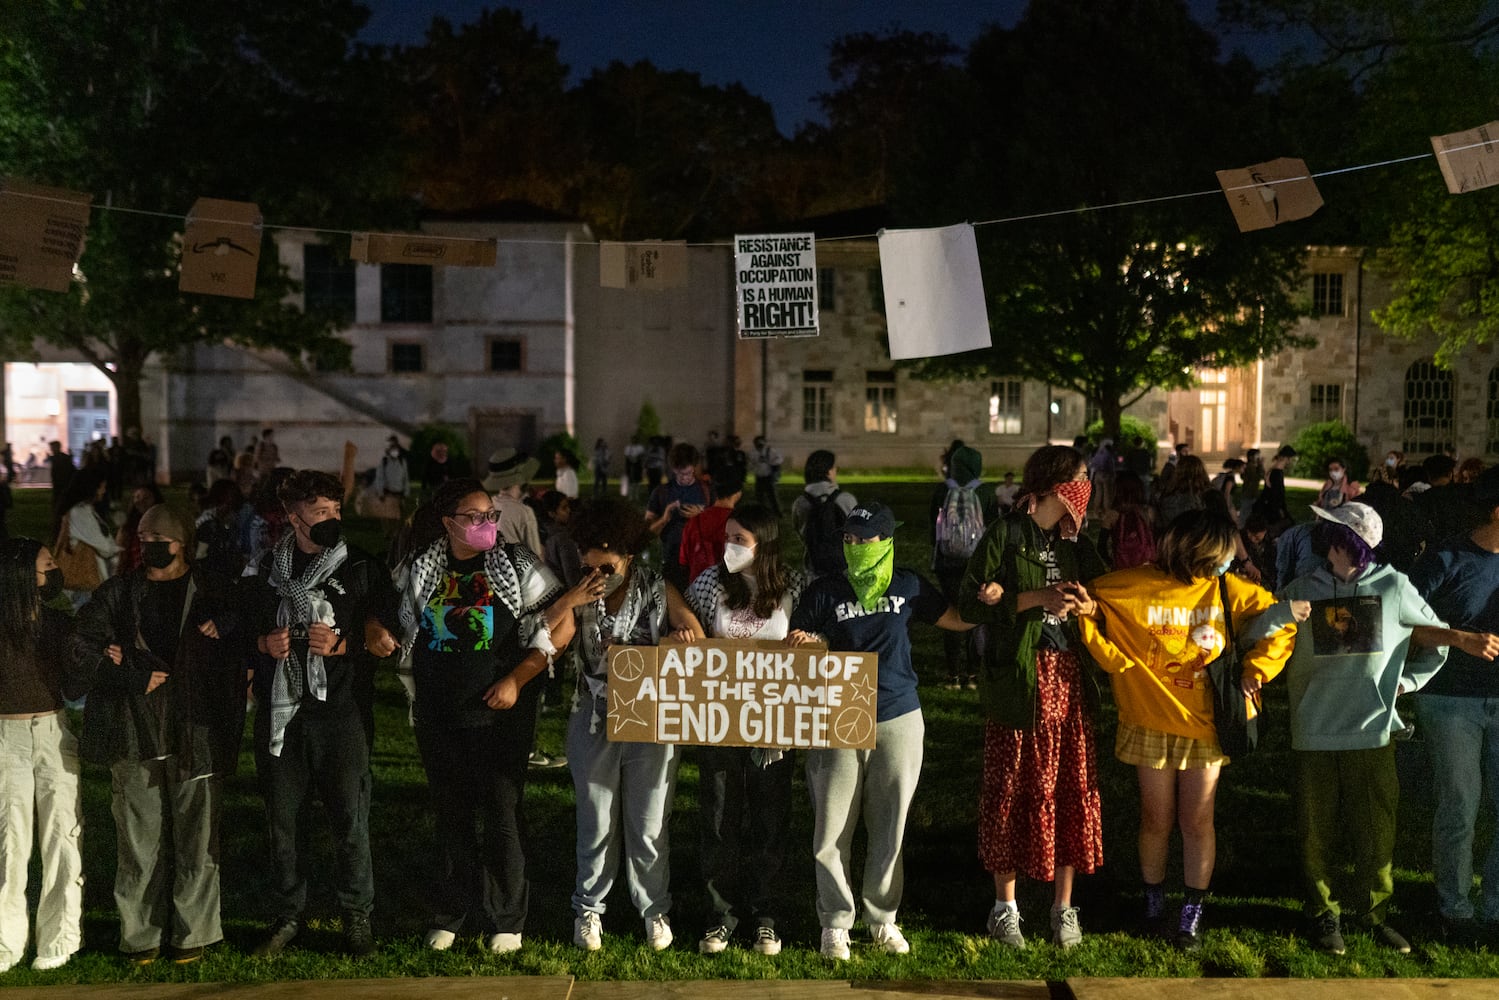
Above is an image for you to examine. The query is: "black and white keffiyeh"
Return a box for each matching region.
[266,532,348,756]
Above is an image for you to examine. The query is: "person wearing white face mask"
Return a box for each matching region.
[564,497,704,954]
[1315,457,1361,511]
[683,502,806,957]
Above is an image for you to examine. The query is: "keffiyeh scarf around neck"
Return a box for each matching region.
[397,537,525,662]
[266,532,348,756]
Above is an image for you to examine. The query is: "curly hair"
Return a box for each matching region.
[276,469,344,510]
[408,477,491,554]
[570,496,653,556]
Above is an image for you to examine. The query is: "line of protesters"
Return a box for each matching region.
[6,443,1499,973]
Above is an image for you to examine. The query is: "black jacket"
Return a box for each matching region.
[67,565,246,776]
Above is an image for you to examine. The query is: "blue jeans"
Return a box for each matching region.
[1420,694,1499,921]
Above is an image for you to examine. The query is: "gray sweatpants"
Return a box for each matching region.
[567,695,679,919]
[806,708,924,929]
[110,758,221,952]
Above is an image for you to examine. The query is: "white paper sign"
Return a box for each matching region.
[733,232,818,338]
[877,224,991,360]
[1431,121,1499,194]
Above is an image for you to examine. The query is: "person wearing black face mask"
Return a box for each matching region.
[0,538,81,973]
[68,504,242,966]
[243,470,395,959]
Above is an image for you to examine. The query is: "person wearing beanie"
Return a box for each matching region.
[67,504,243,965]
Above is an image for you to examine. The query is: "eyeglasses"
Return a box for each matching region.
[450,510,501,526]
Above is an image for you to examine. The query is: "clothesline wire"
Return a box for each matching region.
[0,144,1476,250]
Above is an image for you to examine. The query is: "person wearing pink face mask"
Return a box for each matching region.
[367,478,581,955]
[958,445,1107,951]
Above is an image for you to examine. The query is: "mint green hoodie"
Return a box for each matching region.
[1281,562,1447,751]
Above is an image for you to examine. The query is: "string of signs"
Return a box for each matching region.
[2,121,1496,362]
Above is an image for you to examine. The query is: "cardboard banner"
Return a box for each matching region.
[733,232,818,338]
[1431,121,1499,194]
[878,223,991,360]
[179,198,262,299]
[599,240,687,290]
[351,231,497,267]
[0,178,92,292]
[1215,157,1323,232]
[606,638,878,749]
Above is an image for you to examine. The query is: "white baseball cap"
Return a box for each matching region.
[1310,501,1383,550]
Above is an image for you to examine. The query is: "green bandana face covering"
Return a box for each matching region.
[844,538,894,611]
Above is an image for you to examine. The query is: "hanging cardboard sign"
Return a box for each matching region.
[179,198,262,299]
[734,232,819,338]
[606,638,878,749]
[0,178,92,293]
[1431,121,1499,194]
[599,240,687,290]
[1215,158,1323,232]
[878,223,991,360]
[350,231,497,268]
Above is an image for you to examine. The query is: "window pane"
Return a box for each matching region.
[1403,360,1455,454]
[303,243,356,324]
[381,264,433,324]
[864,384,896,433]
[989,379,1022,435]
[818,268,836,313]
[390,342,424,373]
[489,339,523,372]
[867,268,884,313]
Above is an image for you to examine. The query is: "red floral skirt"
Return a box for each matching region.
[978,648,1103,880]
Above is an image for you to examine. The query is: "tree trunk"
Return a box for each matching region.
[1099,395,1124,444]
[113,359,143,436]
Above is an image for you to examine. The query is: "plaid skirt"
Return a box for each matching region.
[1115,721,1228,769]
[977,648,1103,880]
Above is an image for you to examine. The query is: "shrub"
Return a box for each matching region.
[1085,414,1158,451]
[537,431,582,478]
[635,400,661,442]
[408,424,471,482]
[1289,421,1370,481]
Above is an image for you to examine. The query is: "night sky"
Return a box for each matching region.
[359,0,1280,135]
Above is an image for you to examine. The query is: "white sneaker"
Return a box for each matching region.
[871,922,910,954]
[0,958,12,974]
[486,932,522,954]
[820,926,851,961]
[645,914,673,951]
[31,953,72,971]
[574,912,603,952]
[424,929,456,951]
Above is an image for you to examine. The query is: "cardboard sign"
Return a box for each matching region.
[878,223,991,360]
[734,232,818,338]
[351,231,497,268]
[599,240,687,290]
[179,198,262,299]
[606,639,878,749]
[0,178,92,292]
[1431,121,1499,194]
[1215,158,1323,232]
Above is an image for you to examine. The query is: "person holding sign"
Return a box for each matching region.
[958,445,1107,951]
[366,478,576,955]
[566,497,704,953]
[684,502,807,957]
[788,502,974,961]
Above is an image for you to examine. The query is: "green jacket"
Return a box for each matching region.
[958,512,1107,728]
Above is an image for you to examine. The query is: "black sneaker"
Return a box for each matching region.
[1442,916,1482,947]
[698,924,731,955]
[1371,922,1410,954]
[171,945,205,965]
[123,947,159,966]
[345,911,376,957]
[1176,902,1204,951]
[1314,913,1346,955]
[252,917,299,958]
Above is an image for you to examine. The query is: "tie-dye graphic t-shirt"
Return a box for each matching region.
[412,554,521,727]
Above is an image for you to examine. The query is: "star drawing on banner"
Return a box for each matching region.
[847,670,876,707]
[610,688,648,734]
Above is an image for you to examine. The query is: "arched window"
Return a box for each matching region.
[1403,360,1455,455]
[1488,367,1499,454]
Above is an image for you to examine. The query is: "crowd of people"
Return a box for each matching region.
[4,424,1499,975]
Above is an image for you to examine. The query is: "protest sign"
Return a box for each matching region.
[1431,121,1499,194]
[606,638,878,750]
[1215,157,1323,232]
[878,223,991,360]
[599,240,687,290]
[733,232,818,338]
[0,178,92,293]
[351,231,497,267]
[179,198,262,299]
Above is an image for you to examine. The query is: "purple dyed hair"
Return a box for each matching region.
[1321,522,1377,574]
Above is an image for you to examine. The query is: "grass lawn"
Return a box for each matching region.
[4,482,1498,985]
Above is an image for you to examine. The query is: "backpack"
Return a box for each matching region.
[1111,506,1157,570]
[935,484,985,561]
[803,488,848,576]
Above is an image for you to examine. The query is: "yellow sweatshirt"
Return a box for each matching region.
[1078,565,1296,742]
